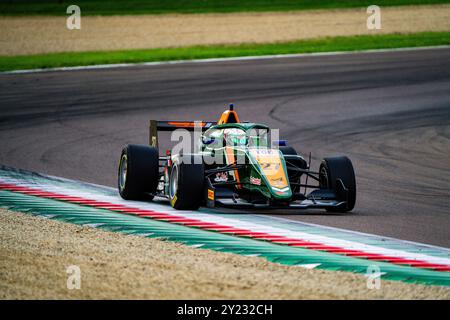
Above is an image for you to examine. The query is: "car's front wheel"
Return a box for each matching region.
[319,156,356,212]
[169,155,205,210]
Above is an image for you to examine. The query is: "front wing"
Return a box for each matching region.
[204,178,350,211]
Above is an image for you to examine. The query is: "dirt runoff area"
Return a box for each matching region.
[0,208,449,299]
[0,5,449,56]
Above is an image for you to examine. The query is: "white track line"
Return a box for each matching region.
[4,45,450,75]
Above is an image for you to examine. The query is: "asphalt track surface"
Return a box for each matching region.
[0,48,449,247]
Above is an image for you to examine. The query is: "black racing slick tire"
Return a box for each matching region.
[319,156,356,212]
[118,144,159,200]
[169,155,205,210]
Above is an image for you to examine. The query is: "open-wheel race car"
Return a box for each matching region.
[118,105,356,212]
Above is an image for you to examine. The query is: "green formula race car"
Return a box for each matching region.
[118,105,356,212]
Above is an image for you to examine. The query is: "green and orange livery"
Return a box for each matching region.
[118,105,356,212]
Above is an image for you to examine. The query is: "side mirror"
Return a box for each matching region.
[202,137,216,145]
[274,140,287,146]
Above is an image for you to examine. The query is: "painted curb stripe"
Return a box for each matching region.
[1,181,449,273]
[1,168,448,255]
[1,189,449,286]
[2,168,450,266]
[3,166,448,260]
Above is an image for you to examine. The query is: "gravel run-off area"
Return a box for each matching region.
[1,5,449,55]
[1,208,449,299]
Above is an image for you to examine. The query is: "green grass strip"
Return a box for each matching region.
[1,0,450,16]
[1,32,450,72]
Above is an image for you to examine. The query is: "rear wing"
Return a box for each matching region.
[149,120,216,148]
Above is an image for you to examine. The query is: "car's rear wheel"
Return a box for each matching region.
[319,156,356,212]
[118,144,159,200]
[169,156,205,210]
[279,146,297,156]
[279,146,308,196]
[279,146,308,169]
